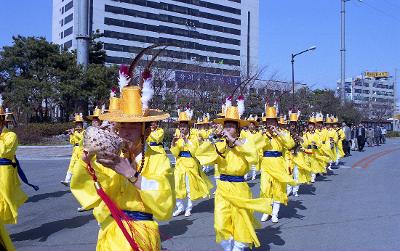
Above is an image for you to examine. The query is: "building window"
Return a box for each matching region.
[354,89,362,94]
[64,26,73,37]
[64,13,73,25]
[64,40,72,49]
[65,1,73,12]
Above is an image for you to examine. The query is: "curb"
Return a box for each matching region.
[19,145,71,149]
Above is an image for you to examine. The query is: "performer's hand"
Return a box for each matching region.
[82,150,94,164]
[97,151,136,178]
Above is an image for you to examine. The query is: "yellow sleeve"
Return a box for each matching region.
[280,131,295,150]
[187,136,199,154]
[236,138,258,165]
[0,131,18,158]
[170,139,183,157]
[69,132,77,145]
[139,154,175,221]
[195,141,223,166]
[147,128,164,144]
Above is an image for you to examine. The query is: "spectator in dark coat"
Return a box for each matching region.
[356,123,366,151]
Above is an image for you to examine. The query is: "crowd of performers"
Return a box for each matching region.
[1,50,350,251]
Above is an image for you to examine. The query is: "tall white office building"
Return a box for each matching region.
[52,0,259,79]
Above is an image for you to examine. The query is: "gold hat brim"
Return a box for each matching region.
[195,121,211,125]
[213,118,250,128]
[247,120,259,126]
[262,116,278,121]
[174,119,194,125]
[99,109,170,123]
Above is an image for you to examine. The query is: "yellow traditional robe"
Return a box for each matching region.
[259,130,296,205]
[70,157,116,210]
[302,131,329,174]
[240,130,264,171]
[67,130,84,174]
[196,139,272,248]
[337,128,346,158]
[170,136,213,200]
[0,128,28,251]
[146,128,165,154]
[79,147,175,251]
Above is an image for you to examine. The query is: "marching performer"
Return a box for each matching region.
[241,115,263,180]
[325,114,339,170]
[78,55,175,250]
[0,99,28,251]
[196,97,273,251]
[333,117,346,163]
[286,110,312,197]
[196,114,213,173]
[171,109,213,217]
[61,113,85,186]
[302,114,329,182]
[259,104,296,223]
[145,121,166,155]
[87,106,102,128]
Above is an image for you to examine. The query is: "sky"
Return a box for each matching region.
[0,0,399,93]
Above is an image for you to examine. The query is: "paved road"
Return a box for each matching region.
[8,139,400,250]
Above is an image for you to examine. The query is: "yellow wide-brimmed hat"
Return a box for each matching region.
[100,44,170,123]
[334,116,340,124]
[100,86,169,123]
[4,108,14,122]
[289,110,300,122]
[247,114,259,126]
[74,113,84,123]
[325,114,335,124]
[263,105,278,120]
[87,106,102,120]
[308,114,316,123]
[175,109,194,125]
[278,115,288,125]
[196,113,211,125]
[214,106,249,128]
[315,112,324,123]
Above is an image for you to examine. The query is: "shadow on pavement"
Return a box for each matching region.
[159,218,195,241]
[192,197,214,214]
[315,175,332,182]
[10,215,94,242]
[299,184,316,195]
[27,190,71,203]
[251,225,285,251]
[279,199,306,220]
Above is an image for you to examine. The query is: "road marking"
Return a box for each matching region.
[351,146,400,169]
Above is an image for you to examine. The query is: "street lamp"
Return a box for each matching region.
[291,46,317,108]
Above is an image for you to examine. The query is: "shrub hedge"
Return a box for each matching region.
[13,123,73,145]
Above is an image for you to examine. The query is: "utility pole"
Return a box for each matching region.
[340,0,347,102]
[76,0,89,68]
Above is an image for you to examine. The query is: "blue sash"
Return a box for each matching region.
[220,174,245,182]
[0,158,39,191]
[263,151,283,157]
[178,151,192,158]
[123,211,153,221]
[149,142,162,147]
